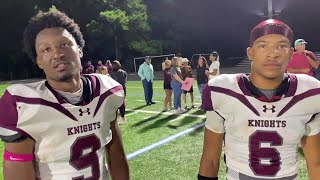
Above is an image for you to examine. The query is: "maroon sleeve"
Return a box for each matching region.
[0,90,30,141]
[201,84,213,111]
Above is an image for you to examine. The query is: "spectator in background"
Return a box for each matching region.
[110,60,128,124]
[138,56,155,105]
[206,51,220,79]
[313,63,320,80]
[95,60,104,73]
[80,64,83,74]
[105,60,113,73]
[84,60,94,74]
[162,60,172,112]
[287,39,319,76]
[97,65,109,75]
[170,57,186,114]
[181,58,196,109]
[196,56,209,97]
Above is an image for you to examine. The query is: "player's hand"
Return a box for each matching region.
[205,70,209,76]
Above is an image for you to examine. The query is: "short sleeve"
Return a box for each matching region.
[305,113,320,136]
[211,62,219,70]
[0,90,29,142]
[201,84,213,111]
[170,67,177,76]
[205,111,225,134]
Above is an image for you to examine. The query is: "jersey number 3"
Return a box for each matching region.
[249,131,283,176]
[70,134,101,180]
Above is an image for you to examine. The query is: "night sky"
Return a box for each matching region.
[145,0,320,59]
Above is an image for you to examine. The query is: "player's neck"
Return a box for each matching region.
[48,76,82,93]
[249,74,284,90]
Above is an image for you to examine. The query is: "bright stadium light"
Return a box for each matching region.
[257,0,282,20]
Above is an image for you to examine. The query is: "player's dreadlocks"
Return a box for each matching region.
[23,10,85,62]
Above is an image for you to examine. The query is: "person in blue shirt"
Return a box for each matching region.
[138,56,156,105]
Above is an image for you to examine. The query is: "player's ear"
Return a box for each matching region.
[289,47,294,60]
[247,47,253,61]
[78,48,83,58]
[36,56,43,69]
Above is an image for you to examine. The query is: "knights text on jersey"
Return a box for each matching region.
[203,73,320,180]
[0,74,124,180]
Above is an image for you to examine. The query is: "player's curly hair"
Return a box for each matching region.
[23,10,85,62]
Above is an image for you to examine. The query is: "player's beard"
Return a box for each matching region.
[56,69,79,82]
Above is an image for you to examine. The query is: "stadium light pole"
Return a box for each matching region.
[268,0,273,19]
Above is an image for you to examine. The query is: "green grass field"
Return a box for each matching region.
[0,80,310,179]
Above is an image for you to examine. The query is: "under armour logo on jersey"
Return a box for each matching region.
[263,105,276,113]
[79,108,91,116]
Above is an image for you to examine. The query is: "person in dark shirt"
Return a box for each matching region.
[84,60,94,74]
[181,58,196,109]
[109,60,128,124]
[162,60,172,112]
[197,56,209,97]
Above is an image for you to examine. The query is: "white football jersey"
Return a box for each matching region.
[202,73,320,180]
[0,74,124,180]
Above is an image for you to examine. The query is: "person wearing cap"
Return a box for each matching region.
[199,19,320,180]
[181,58,196,109]
[206,51,220,80]
[138,56,155,105]
[287,39,319,76]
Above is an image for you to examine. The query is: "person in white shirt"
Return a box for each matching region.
[206,51,220,80]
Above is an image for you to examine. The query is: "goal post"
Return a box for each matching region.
[134,54,176,72]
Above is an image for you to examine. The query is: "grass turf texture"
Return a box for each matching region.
[0,80,309,179]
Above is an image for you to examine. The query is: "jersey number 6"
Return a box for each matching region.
[249,131,283,177]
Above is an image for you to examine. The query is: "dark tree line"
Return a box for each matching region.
[1,0,320,80]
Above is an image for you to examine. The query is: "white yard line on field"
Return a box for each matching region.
[136,100,161,103]
[127,122,205,160]
[126,109,205,119]
[125,111,139,117]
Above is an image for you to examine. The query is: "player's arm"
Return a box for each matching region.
[0,90,36,179]
[3,138,36,180]
[301,114,320,180]
[301,133,320,179]
[106,119,129,180]
[199,111,224,179]
[199,128,224,178]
